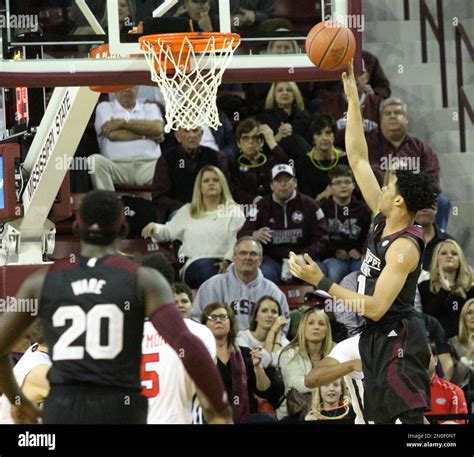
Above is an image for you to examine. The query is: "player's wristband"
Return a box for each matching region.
[318,276,334,292]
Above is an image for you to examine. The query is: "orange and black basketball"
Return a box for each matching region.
[305,20,356,71]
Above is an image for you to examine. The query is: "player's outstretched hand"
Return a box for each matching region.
[341,59,358,101]
[141,223,158,239]
[289,251,324,287]
[11,398,41,424]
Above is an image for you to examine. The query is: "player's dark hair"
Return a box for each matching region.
[395,170,438,215]
[308,114,337,138]
[172,282,193,302]
[328,164,355,183]
[249,295,283,331]
[141,253,176,284]
[77,190,125,245]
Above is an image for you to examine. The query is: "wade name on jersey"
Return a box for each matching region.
[71,278,107,295]
[360,248,381,278]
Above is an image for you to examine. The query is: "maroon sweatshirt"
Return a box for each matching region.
[335,130,442,193]
[320,195,372,257]
[238,192,329,261]
[366,130,441,192]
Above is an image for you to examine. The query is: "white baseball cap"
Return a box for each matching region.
[271,164,295,180]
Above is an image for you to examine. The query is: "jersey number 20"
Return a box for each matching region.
[52,304,124,360]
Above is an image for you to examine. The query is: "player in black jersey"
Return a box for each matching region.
[289,61,438,424]
[0,190,231,424]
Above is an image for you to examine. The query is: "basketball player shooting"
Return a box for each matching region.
[289,60,438,424]
[0,191,232,424]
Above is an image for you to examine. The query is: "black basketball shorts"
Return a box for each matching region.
[359,313,431,424]
[42,384,148,424]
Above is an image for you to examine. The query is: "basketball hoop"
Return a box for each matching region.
[139,32,240,132]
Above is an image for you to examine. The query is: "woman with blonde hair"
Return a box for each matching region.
[419,240,474,338]
[277,308,333,420]
[142,165,245,287]
[305,377,354,422]
[450,298,474,390]
[257,82,312,156]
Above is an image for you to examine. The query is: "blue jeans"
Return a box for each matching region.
[323,257,362,283]
[261,256,328,285]
[184,258,221,288]
[260,256,282,284]
[435,194,451,233]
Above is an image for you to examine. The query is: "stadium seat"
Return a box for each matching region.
[115,184,153,201]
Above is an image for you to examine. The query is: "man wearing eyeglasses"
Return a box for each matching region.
[192,236,289,333]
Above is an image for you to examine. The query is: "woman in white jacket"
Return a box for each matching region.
[277,308,334,421]
[142,165,245,288]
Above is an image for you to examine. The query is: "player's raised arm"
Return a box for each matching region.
[139,267,232,422]
[342,60,381,214]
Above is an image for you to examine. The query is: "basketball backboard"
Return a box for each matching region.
[1,0,362,86]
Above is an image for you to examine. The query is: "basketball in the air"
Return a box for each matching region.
[305,20,356,71]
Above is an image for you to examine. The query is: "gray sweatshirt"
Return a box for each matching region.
[192,264,290,333]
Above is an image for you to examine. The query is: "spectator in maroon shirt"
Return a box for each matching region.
[361,50,392,100]
[362,97,450,231]
[310,50,392,107]
[151,127,229,222]
[238,164,329,284]
[229,117,288,205]
[365,97,441,190]
[320,165,372,283]
[313,60,383,134]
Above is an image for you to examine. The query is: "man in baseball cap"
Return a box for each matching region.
[238,164,329,284]
[271,164,295,180]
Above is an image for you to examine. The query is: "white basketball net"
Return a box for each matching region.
[140,35,239,132]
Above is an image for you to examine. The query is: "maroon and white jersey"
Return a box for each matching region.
[358,213,424,325]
